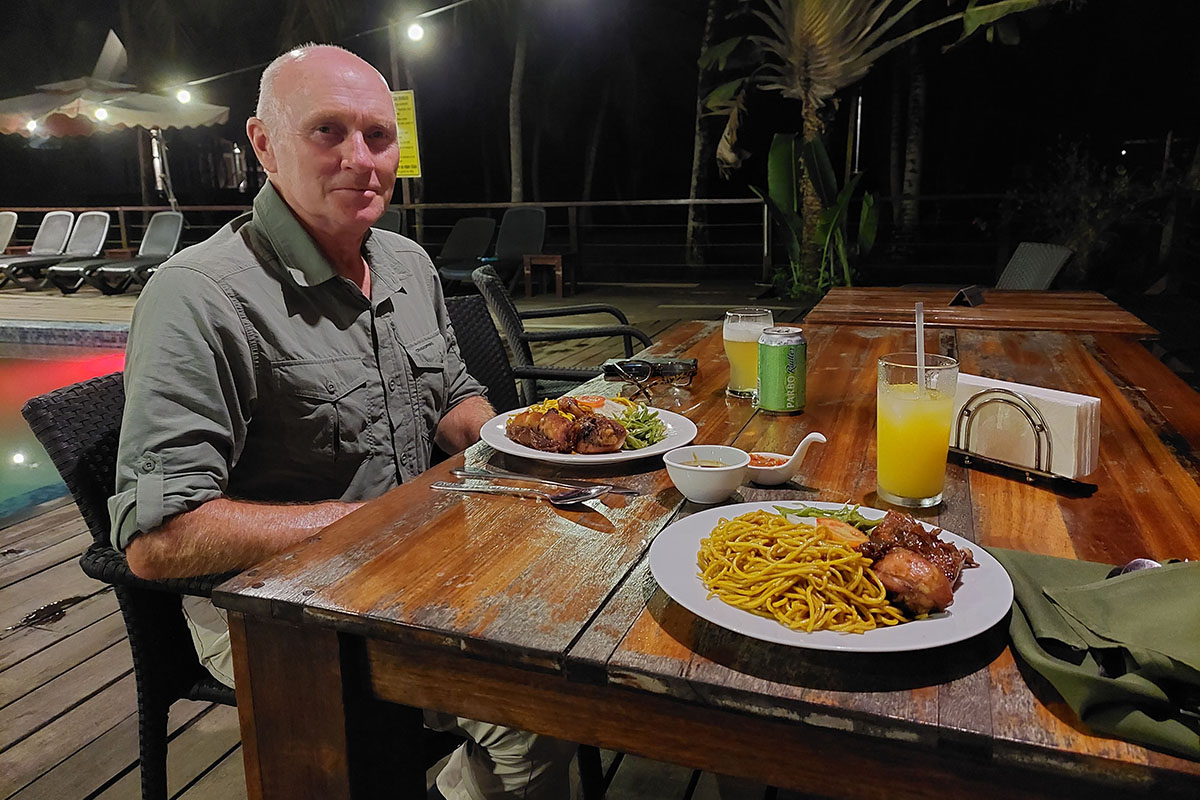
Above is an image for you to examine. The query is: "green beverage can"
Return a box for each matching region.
[757,327,806,413]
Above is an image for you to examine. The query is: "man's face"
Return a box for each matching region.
[251,51,399,244]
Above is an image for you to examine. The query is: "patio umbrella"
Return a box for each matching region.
[0,76,228,138]
[0,31,230,207]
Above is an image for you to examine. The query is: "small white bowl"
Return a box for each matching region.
[663,445,750,504]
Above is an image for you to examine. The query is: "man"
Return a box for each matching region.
[108,44,574,799]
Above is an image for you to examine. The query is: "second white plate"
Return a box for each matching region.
[480,405,698,465]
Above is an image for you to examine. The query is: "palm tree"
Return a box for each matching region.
[707,0,1061,289]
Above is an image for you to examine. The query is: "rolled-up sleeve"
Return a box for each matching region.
[108,266,257,550]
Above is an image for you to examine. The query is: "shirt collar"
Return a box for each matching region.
[252,181,339,287]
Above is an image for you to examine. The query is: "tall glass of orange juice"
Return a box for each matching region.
[876,353,959,507]
[723,308,773,397]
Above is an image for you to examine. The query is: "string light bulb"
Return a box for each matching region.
[176,89,192,104]
[94,107,109,121]
[407,23,425,41]
[25,120,36,132]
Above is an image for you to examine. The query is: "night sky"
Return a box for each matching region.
[0,0,1196,208]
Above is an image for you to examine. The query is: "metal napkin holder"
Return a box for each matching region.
[948,387,1098,497]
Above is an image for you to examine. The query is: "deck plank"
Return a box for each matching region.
[0,641,132,752]
[0,590,118,672]
[10,700,210,800]
[90,703,240,800]
[0,531,89,590]
[175,748,246,800]
[0,673,136,798]
[0,559,107,636]
[0,506,82,552]
[0,612,126,710]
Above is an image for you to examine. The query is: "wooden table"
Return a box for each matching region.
[214,321,1200,799]
[805,286,1158,336]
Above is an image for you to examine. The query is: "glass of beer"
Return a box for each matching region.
[723,308,773,397]
[876,353,960,507]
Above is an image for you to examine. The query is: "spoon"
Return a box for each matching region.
[747,432,827,486]
[1105,557,1162,579]
[432,481,610,506]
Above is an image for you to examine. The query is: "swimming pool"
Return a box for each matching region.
[0,343,126,527]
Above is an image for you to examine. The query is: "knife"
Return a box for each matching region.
[450,467,641,496]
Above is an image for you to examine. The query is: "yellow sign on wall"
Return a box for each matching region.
[392,90,422,178]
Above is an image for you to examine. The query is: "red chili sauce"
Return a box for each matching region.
[749,453,787,467]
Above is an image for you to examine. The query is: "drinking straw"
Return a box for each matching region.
[915,302,927,395]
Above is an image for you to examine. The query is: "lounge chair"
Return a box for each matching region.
[442,207,545,293]
[1,210,109,290]
[472,264,652,405]
[0,210,73,288]
[995,242,1074,290]
[48,211,183,295]
[0,211,17,253]
[435,216,497,291]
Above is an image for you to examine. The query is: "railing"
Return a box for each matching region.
[1,195,1017,285]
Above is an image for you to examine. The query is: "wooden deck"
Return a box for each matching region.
[0,312,811,800]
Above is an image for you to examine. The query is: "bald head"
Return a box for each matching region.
[245,43,399,264]
[255,44,391,131]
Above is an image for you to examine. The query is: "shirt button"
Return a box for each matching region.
[140,459,155,473]
[326,381,336,392]
[388,378,396,392]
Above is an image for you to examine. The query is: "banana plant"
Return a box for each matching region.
[804,136,877,290]
[754,133,876,296]
[703,0,1060,294]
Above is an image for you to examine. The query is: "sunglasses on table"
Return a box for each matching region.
[603,359,697,400]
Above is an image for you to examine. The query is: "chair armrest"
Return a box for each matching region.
[511,365,601,381]
[79,543,237,597]
[520,325,653,356]
[519,304,632,325]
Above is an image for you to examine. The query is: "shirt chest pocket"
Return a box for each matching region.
[391,325,447,435]
[271,356,371,461]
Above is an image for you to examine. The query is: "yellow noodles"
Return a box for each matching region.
[697,510,907,634]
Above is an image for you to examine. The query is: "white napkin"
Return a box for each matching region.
[952,373,1100,479]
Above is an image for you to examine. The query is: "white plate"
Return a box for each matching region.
[649,501,1013,653]
[480,405,698,465]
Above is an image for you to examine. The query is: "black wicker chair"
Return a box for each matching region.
[472,265,653,405]
[445,294,522,412]
[21,373,237,800]
[20,373,467,800]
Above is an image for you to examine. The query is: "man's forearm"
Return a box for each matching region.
[124,496,363,580]
[434,395,495,453]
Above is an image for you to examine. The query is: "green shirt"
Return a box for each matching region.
[108,182,484,550]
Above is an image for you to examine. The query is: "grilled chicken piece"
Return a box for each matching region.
[575,414,627,454]
[872,548,955,615]
[505,409,578,453]
[861,510,977,585]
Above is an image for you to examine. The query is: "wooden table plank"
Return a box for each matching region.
[804,287,1157,336]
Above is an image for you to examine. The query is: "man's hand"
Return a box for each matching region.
[124,497,363,580]
[434,395,495,454]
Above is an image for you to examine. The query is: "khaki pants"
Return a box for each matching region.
[182,597,577,800]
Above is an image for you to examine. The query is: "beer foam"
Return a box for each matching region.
[724,322,767,341]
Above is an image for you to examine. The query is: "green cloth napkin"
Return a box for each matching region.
[987,547,1200,761]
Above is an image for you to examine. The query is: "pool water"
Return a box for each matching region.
[0,343,126,527]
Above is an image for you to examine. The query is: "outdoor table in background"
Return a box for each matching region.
[214,321,1200,799]
[804,286,1158,336]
